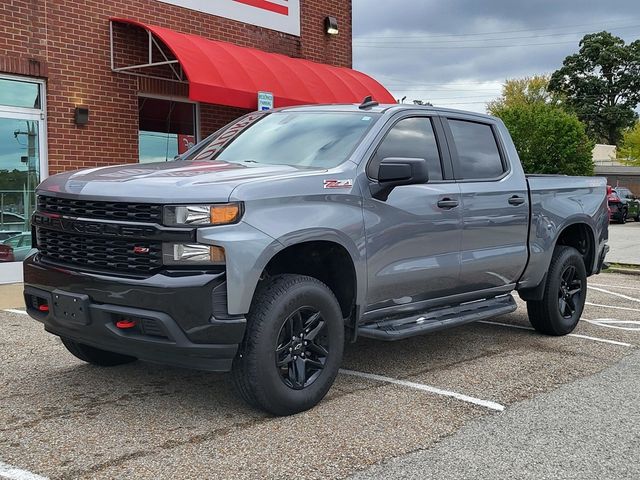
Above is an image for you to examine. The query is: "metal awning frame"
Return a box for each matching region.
[109,20,186,84]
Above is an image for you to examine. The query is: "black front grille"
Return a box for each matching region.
[37,228,162,274]
[37,196,163,223]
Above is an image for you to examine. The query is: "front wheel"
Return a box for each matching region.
[526,246,587,336]
[232,274,344,416]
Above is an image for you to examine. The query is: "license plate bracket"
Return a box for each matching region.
[52,290,91,326]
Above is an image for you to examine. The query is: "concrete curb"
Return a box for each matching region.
[604,266,640,276]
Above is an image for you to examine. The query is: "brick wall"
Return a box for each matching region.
[0,0,352,174]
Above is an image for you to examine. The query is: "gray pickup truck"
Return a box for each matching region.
[24,101,609,415]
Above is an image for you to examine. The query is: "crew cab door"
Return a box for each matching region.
[362,114,463,313]
[442,115,529,294]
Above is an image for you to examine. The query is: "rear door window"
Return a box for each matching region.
[448,119,505,180]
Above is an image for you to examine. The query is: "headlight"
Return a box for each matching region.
[162,243,226,265]
[164,203,242,227]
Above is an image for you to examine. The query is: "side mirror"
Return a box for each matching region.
[371,157,429,201]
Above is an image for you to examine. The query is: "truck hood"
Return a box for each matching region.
[37,161,315,203]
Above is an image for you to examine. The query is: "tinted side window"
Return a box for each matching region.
[448,119,504,180]
[368,117,443,181]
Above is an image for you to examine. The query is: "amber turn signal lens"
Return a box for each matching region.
[209,246,226,263]
[210,204,241,225]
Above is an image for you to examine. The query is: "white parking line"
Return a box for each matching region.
[478,320,533,331]
[586,302,640,313]
[0,461,48,480]
[565,333,632,347]
[339,369,505,412]
[583,319,640,332]
[588,286,640,303]
[478,320,633,347]
[590,283,640,292]
[3,309,27,315]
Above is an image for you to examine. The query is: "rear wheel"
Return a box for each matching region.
[526,246,587,336]
[232,274,344,416]
[61,338,138,366]
[620,208,628,224]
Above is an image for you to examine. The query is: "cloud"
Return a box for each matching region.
[353,0,640,112]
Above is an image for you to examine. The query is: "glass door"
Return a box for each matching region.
[0,76,46,284]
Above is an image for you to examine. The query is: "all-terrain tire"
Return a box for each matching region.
[526,246,587,336]
[232,274,344,416]
[61,338,138,366]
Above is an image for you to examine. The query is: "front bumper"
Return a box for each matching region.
[23,254,246,371]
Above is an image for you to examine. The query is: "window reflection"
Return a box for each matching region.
[138,97,196,163]
[0,118,40,263]
[0,79,41,109]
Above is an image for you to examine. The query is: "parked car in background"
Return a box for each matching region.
[608,187,632,223]
[613,187,640,222]
[0,230,21,241]
[0,212,28,230]
[1,232,36,261]
[0,243,14,262]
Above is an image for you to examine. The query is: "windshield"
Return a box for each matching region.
[185,111,380,168]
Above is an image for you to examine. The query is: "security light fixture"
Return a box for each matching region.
[325,16,339,35]
[74,106,90,125]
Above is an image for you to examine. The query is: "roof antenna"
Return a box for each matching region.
[359,95,379,110]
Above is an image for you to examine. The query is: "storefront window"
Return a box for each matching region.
[0,76,44,281]
[138,97,197,163]
[0,78,41,109]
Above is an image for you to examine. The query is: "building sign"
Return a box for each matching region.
[258,91,274,111]
[178,134,196,154]
[158,0,301,36]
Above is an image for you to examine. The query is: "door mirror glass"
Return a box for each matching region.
[371,157,429,201]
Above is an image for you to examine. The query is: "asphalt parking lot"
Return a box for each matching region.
[606,221,640,265]
[1,272,639,480]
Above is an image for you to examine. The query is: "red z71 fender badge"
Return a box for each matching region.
[324,179,353,189]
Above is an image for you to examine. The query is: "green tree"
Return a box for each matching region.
[487,75,561,114]
[549,31,640,145]
[494,103,594,176]
[619,122,640,164]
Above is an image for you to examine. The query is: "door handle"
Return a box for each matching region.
[508,195,525,206]
[437,198,459,209]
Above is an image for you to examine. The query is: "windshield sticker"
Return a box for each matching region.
[324,179,354,189]
[192,112,263,161]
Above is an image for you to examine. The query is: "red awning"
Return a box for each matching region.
[111,18,396,109]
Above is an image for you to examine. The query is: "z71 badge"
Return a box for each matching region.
[323,179,353,189]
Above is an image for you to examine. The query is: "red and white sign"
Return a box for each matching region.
[158,0,300,36]
[178,134,196,154]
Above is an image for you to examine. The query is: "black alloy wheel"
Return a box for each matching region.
[526,245,587,336]
[276,307,329,390]
[558,265,583,319]
[232,274,344,416]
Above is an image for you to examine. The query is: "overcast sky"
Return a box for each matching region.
[353,0,640,113]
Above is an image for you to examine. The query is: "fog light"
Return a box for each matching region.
[163,243,225,265]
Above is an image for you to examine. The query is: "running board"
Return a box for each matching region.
[358,294,517,341]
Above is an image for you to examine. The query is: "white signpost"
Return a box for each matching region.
[258,91,274,111]
[157,0,301,36]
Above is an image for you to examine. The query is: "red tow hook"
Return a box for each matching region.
[115,319,137,329]
[38,304,49,312]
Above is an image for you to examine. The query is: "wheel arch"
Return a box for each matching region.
[518,219,597,301]
[247,228,365,322]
